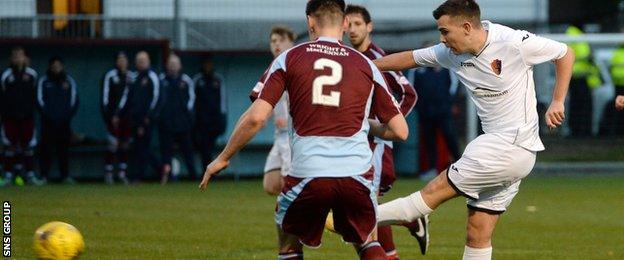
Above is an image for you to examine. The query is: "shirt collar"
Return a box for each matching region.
[316,36,341,44]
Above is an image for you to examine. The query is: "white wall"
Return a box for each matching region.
[104,0,547,22]
[0,0,36,17]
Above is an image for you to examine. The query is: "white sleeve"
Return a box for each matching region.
[273,94,289,120]
[412,44,445,67]
[519,32,568,66]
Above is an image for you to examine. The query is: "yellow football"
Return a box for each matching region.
[33,221,84,260]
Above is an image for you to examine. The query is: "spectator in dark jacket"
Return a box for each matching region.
[126,51,161,181]
[410,65,461,180]
[101,52,132,185]
[37,56,79,183]
[158,53,197,183]
[193,55,227,169]
[0,47,44,186]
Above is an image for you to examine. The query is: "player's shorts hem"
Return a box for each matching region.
[467,204,505,215]
[446,166,478,200]
[264,168,281,174]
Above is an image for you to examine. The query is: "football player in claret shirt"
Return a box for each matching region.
[344,4,423,258]
[200,0,409,259]
[372,1,574,259]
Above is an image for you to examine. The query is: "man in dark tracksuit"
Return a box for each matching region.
[411,66,461,179]
[37,56,79,183]
[101,52,132,185]
[193,56,227,169]
[126,51,161,181]
[0,47,44,186]
[158,54,197,183]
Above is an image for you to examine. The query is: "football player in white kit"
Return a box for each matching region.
[371,0,575,259]
[258,26,296,195]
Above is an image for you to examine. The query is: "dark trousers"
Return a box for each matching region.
[569,77,593,137]
[419,114,461,170]
[39,119,71,180]
[599,86,624,136]
[197,124,222,169]
[133,124,161,180]
[159,128,197,180]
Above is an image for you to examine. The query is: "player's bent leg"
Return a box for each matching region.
[376,225,399,259]
[463,209,499,260]
[356,240,386,260]
[263,170,283,195]
[277,227,304,260]
[378,170,458,226]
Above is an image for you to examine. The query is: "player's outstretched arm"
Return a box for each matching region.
[368,114,409,141]
[373,50,418,72]
[545,46,574,129]
[199,99,273,190]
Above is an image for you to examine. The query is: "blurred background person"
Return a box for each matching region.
[158,53,197,184]
[566,25,602,137]
[101,51,132,185]
[257,25,295,196]
[616,95,624,111]
[410,42,461,181]
[0,47,43,186]
[37,56,79,184]
[193,55,226,169]
[600,45,624,135]
[127,51,161,182]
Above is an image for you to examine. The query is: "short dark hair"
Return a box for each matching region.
[432,0,481,26]
[305,0,346,27]
[345,4,371,24]
[270,25,296,42]
[48,56,63,65]
[11,46,25,55]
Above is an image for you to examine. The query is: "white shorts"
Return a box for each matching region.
[264,134,291,177]
[447,133,536,214]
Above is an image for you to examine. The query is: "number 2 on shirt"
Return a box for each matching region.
[312,58,342,107]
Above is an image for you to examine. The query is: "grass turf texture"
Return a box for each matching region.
[2,176,623,259]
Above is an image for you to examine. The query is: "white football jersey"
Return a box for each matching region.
[412,21,568,151]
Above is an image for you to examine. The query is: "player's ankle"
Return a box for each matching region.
[462,245,492,260]
[358,241,386,260]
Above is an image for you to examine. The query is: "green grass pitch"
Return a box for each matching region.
[1,175,623,259]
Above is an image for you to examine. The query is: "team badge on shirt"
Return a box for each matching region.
[491,59,502,75]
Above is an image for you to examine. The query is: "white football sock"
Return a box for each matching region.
[462,246,492,260]
[377,191,433,226]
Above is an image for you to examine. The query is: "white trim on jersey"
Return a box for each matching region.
[102,69,116,106]
[67,76,78,107]
[147,71,160,110]
[36,76,46,107]
[25,67,38,78]
[0,69,11,90]
[182,73,195,111]
[215,73,227,113]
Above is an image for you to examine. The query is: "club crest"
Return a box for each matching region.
[491,59,502,75]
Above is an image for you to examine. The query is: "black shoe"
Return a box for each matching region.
[405,215,429,255]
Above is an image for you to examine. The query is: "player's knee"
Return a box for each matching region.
[420,171,456,208]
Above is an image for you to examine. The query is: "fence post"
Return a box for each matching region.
[31,16,38,38]
[90,17,96,39]
[174,0,187,49]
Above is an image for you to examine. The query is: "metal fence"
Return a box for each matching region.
[0,0,548,50]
